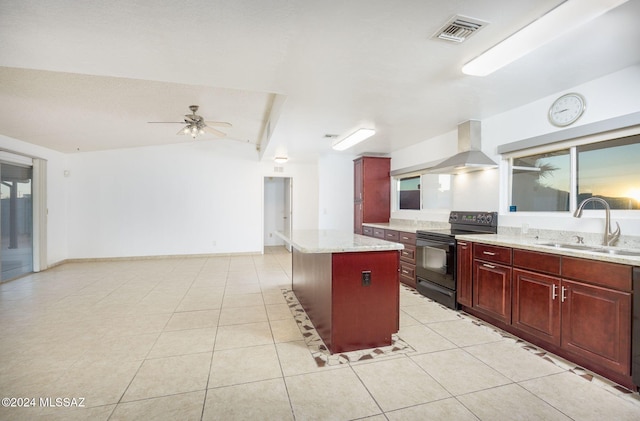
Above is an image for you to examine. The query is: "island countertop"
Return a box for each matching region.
[277,229,404,253]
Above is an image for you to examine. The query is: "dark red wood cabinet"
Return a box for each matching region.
[456,241,473,307]
[354,157,390,234]
[292,249,399,353]
[512,268,561,346]
[462,243,634,389]
[472,243,512,325]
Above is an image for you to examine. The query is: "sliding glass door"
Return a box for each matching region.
[1,163,33,281]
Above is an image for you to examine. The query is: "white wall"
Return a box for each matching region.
[317,154,355,231]
[66,141,319,259]
[390,64,640,236]
[263,177,285,246]
[0,135,69,266]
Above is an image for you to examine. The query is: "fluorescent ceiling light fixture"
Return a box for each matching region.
[274,156,288,164]
[462,0,629,76]
[332,128,376,151]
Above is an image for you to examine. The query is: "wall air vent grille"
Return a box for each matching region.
[433,15,488,43]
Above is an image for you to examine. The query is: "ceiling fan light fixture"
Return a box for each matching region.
[332,128,376,151]
[461,0,629,76]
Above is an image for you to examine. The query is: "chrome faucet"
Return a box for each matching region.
[573,197,620,246]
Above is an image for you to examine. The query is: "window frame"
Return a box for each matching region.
[503,128,640,215]
[392,172,454,212]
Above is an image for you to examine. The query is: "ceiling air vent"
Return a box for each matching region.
[433,15,488,43]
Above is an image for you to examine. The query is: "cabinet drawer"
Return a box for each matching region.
[399,231,416,244]
[400,244,416,264]
[373,228,385,239]
[384,229,400,241]
[561,257,632,291]
[362,226,374,237]
[400,261,415,282]
[474,243,512,265]
[513,249,560,275]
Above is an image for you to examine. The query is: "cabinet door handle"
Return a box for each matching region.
[458,241,467,246]
[552,284,558,300]
[483,263,496,269]
[561,286,567,303]
[483,251,496,256]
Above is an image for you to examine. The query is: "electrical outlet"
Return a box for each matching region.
[361,271,371,286]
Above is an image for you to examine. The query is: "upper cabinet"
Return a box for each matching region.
[354,157,390,234]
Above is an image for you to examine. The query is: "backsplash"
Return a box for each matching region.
[498,226,640,249]
[388,218,450,231]
[391,218,640,249]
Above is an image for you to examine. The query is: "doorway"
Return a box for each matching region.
[1,162,33,281]
[263,176,292,252]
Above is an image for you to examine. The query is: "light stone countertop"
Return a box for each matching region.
[456,233,640,266]
[362,220,449,233]
[277,230,404,254]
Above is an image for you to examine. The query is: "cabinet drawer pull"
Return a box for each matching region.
[483,263,496,269]
[402,269,410,274]
[387,233,394,237]
[483,251,496,256]
[552,284,558,300]
[458,241,467,246]
[561,286,567,303]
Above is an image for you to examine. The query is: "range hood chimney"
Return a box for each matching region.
[427,120,497,174]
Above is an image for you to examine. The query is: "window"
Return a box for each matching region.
[509,134,640,211]
[396,173,452,211]
[577,136,640,209]
[398,176,420,210]
[511,150,570,211]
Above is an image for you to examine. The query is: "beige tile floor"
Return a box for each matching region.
[1,246,639,420]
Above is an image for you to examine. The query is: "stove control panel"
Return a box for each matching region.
[449,211,498,227]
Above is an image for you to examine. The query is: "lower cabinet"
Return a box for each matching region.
[461,242,634,388]
[456,241,473,307]
[362,226,416,288]
[512,269,561,346]
[512,268,631,375]
[473,260,512,325]
[560,278,631,376]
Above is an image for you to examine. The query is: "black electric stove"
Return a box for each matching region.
[415,211,498,309]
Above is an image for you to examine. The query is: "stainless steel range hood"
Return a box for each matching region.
[427,120,497,174]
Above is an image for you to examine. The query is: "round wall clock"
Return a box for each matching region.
[548,93,586,127]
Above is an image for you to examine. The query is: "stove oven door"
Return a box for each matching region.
[415,238,456,291]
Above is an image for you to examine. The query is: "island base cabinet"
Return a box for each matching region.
[512,269,561,347]
[292,249,399,354]
[332,251,399,352]
[561,279,631,376]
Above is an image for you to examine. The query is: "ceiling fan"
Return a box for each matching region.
[149,105,232,139]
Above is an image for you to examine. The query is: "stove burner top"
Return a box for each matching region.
[417,211,498,238]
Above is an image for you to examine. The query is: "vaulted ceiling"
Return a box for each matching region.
[1,0,639,161]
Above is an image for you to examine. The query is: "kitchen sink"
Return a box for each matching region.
[593,248,640,257]
[537,242,600,251]
[537,242,640,257]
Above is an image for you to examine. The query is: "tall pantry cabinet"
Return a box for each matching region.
[354,157,390,234]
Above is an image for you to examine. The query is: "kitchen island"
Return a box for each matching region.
[278,230,403,353]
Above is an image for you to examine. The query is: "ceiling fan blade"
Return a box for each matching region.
[204,121,232,128]
[148,121,185,124]
[202,126,227,137]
